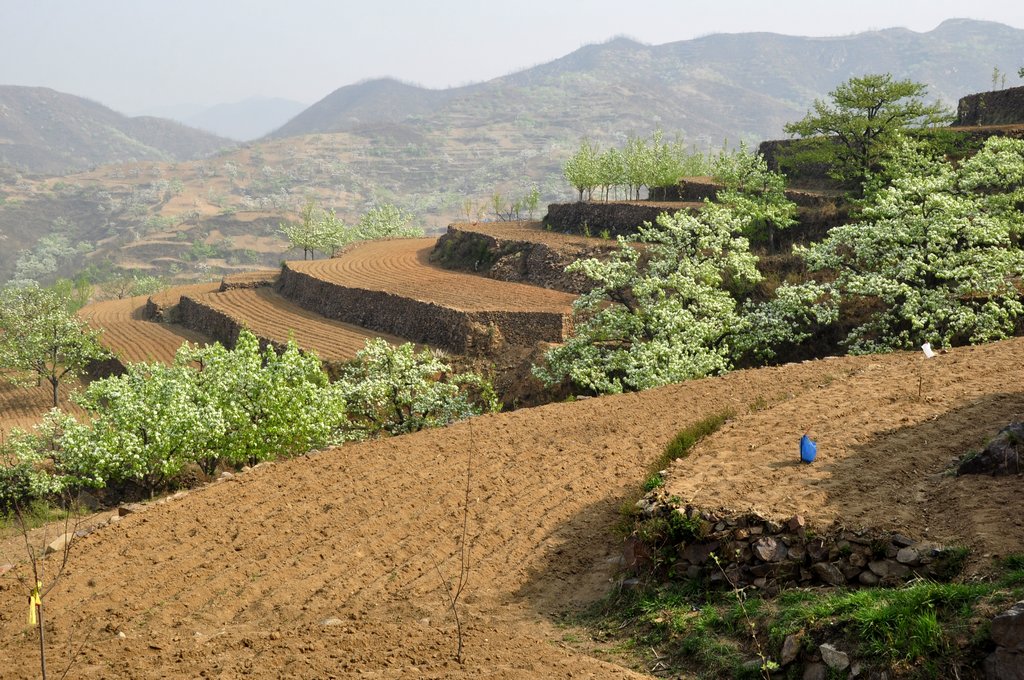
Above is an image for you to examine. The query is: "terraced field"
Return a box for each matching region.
[182,286,410,361]
[291,238,576,313]
[81,292,212,365]
[0,379,85,432]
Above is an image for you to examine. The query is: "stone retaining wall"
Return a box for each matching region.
[627,494,963,594]
[955,86,1024,126]
[543,202,696,238]
[432,225,615,294]
[275,264,570,355]
[177,296,251,351]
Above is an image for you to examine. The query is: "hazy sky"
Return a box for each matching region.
[2,0,1023,115]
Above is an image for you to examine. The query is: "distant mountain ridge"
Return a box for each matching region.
[181,96,308,141]
[0,86,234,175]
[269,18,1024,148]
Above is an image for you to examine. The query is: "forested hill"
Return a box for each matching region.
[269,18,1023,148]
[0,86,234,175]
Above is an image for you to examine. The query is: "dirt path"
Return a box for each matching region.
[290,238,577,313]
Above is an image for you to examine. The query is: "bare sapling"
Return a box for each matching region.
[9,495,85,680]
[432,421,474,664]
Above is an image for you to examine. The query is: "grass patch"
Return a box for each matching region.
[641,410,733,492]
[581,557,1024,679]
[0,498,86,536]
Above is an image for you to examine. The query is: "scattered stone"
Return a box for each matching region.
[620,578,641,591]
[44,533,74,555]
[116,631,126,639]
[118,503,144,517]
[991,601,1024,652]
[807,538,828,562]
[891,534,915,548]
[802,661,827,680]
[819,643,850,671]
[850,661,864,677]
[753,536,787,562]
[858,571,880,586]
[171,491,189,500]
[896,547,920,565]
[958,422,1023,476]
[219,471,234,480]
[781,631,804,666]
[108,514,121,524]
[0,563,14,577]
[841,564,862,581]
[812,562,846,586]
[321,618,344,626]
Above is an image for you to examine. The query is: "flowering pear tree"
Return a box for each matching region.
[798,136,1024,353]
[534,205,764,394]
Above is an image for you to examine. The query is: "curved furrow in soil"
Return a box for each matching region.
[190,287,410,360]
[0,356,847,678]
[291,238,576,313]
[81,293,212,365]
[4,341,1021,677]
[0,379,86,431]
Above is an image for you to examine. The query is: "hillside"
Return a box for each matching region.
[0,86,233,175]
[2,19,1023,285]
[270,19,1023,147]
[0,336,1021,677]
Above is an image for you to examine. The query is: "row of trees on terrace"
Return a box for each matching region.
[278,201,423,259]
[1,330,499,510]
[536,133,1024,394]
[563,130,712,201]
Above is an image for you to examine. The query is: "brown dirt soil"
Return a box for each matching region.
[80,292,212,365]
[188,287,411,361]
[665,339,1024,567]
[291,238,577,313]
[0,341,1020,677]
[450,221,615,249]
[0,379,86,433]
[146,282,222,311]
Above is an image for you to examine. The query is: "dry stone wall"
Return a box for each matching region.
[543,201,696,238]
[627,492,964,594]
[955,86,1024,126]
[275,264,569,355]
[432,225,615,294]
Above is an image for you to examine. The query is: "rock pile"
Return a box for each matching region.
[987,601,1024,680]
[628,493,963,592]
[959,422,1023,476]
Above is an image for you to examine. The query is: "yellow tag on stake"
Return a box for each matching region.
[28,582,41,627]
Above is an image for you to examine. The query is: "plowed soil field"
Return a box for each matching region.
[0,339,1021,678]
[187,287,411,360]
[0,379,85,432]
[82,290,213,364]
[291,238,576,313]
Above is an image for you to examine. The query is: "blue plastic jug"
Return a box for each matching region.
[800,434,817,464]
